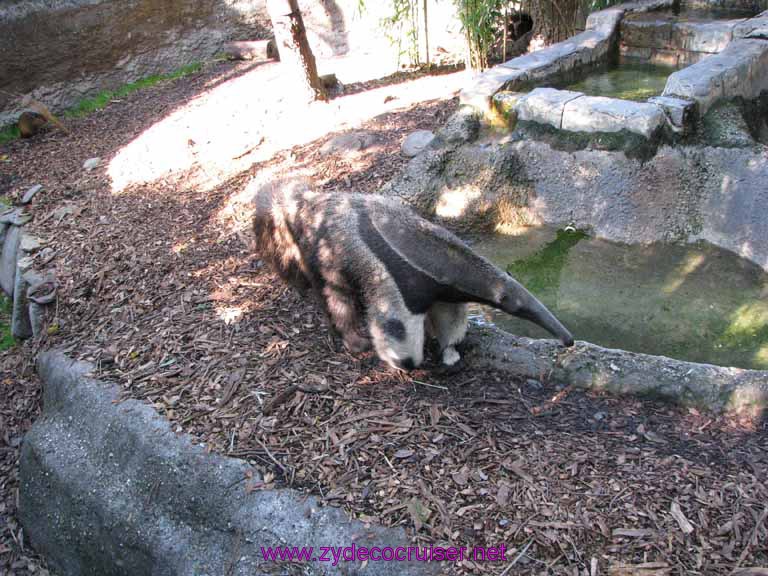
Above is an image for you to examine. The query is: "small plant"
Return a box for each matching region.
[454,0,506,71]
[66,62,203,118]
[0,124,20,146]
[0,61,205,146]
[381,0,422,68]
[0,294,15,351]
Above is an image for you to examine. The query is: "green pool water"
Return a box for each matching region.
[559,61,677,101]
[469,228,768,370]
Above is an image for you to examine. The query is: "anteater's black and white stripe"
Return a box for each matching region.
[253,185,574,371]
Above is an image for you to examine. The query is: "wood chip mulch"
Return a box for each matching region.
[1,59,767,576]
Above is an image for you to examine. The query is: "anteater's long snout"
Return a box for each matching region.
[502,279,574,347]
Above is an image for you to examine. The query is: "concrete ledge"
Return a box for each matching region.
[734,10,768,40]
[516,88,584,129]
[647,95,698,132]
[459,0,677,117]
[663,38,768,114]
[498,28,613,82]
[621,15,740,55]
[465,326,768,416]
[20,351,436,576]
[459,67,528,110]
[459,3,628,112]
[562,95,665,137]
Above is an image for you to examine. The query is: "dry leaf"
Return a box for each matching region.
[670,501,694,534]
[612,528,656,538]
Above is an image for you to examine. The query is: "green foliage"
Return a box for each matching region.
[381,0,422,68]
[0,295,15,351]
[587,0,624,9]
[0,124,21,147]
[454,0,505,71]
[65,62,202,118]
[373,0,626,72]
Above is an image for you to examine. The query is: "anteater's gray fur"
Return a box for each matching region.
[253,184,573,370]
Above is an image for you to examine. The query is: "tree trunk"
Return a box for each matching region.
[266,0,327,102]
[527,0,580,46]
[423,0,429,66]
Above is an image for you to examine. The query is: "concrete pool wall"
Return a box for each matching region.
[460,0,768,138]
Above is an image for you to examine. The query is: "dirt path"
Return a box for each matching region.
[1,59,767,576]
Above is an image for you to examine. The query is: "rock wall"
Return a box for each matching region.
[0,0,465,128]
[384,107,768,273]
[0,0,271,126]
[0,191,55,341]
[686,0,768,9]
[21,351,436,576]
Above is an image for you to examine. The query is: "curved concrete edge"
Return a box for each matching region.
[459,0,674,113]
[20,351,439,576]
[465,325,768,416]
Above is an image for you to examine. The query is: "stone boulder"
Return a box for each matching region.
[401,130,435,157]
[20,351,437,576]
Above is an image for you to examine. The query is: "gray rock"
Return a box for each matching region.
[0,221,7,246]
[0,1,273,127]
[516,88,584,130]
[82,157,101,171]
[28,302,46,337]
[25,270,56,305]
[401,130,435,157]
[21,184,43,204]
[701,101,756,147]
[20,234,42,253]
[663,38,768,115]
[464,326,768,414]
[675,20,738,53]
[459,8,618,115]
[459,67,528,110]
[11,258,34,339]
[435,106,482,145]
[500,29,613,83]
[621,15,738,55]
[20,351,437,576]
[647,96,698,132]
[222,39,276,61]
[319,131,377,156]
[0,208,32,226]
[383,140,530,226]
[733,10,768,39]
[383,134,768,272]
[0,225,21,296]
[561,96,665,138]
[585,7,625,34]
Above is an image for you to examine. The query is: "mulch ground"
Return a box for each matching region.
[1,59,767,576]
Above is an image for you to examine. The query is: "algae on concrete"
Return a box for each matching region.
[505,228,588,297]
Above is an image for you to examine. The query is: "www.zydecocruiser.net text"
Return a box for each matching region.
[261,544,509,566]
